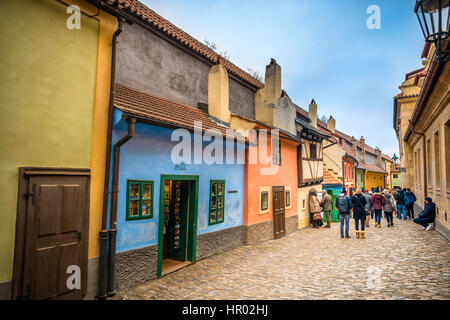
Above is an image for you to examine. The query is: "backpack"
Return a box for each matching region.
[405,194,411,206]
[337,196,349,212]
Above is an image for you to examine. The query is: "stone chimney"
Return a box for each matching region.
[327,116,336,133]
[360,136,366,164]
[255,58,282,126]
[308,99,318,128]
[375,147,382,167]
[208,58,230,123]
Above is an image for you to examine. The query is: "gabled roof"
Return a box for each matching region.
[358,163,386,174]
[102,0,264,89]
[114,83,243,139]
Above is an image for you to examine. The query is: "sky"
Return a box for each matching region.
[141,0,425,158]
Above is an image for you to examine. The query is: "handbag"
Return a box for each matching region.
[313,213,323,221]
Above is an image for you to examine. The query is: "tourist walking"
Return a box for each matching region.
[364,189,373,227]
[320,190,333,228]
[413,197,436,231]
[405,188,417,219]
[395,189,408,220]
[352,189,367,239]
[382,190,396,227]
[309,188,322,228]
[371,191,385,228]
[336,188,352,238]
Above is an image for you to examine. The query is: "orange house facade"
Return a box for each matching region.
[243,126,300,244]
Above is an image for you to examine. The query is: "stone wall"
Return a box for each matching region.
[242,220,273,245]
[115,245,159,291]
[286,214,299,234]
[196,226,244,260]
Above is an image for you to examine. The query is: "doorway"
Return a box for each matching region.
[12,168,90,300]
[158,175,198,278]
[273,186,286,239]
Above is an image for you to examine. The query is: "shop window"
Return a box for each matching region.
[209,180,225,225]
[272,137,282,166]
[126,180,153,220]
[445,120,450,193]
[426,139,432,186]
[393,174,398,179]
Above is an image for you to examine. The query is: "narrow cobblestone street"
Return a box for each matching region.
[119,219,450,300]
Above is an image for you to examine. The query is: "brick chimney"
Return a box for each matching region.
[308,99,318,128]
[327,116,336,133]
[208,59,230,123]
[360,136,366,164]
[255,58,281,125]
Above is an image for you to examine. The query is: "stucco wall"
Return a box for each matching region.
[116,22,255,118]
[111,117,244,253]
[297,185,322,229]
[244,137,299,226]
[0,0,101,283]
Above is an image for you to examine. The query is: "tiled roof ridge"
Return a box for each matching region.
[104,0,264,89]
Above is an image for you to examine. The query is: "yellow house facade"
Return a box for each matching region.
[0,0,117,299]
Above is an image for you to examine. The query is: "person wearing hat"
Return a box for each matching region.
[309,188,323,228]
[320,190,333,228]
[413,198,436,231]
[352,188,367,239]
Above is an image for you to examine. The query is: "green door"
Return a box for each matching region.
[168,180,189,261]
[328,189,340,222]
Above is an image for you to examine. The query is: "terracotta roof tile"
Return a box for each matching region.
[323,167,341,185]
[104,0,264,89]
[114,83,243,139]
[358,163,386,174]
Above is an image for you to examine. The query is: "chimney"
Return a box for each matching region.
[309,99,317,128]
[360,136,366,163]
[375,147,382,167]
[327,116,336,133]
[255,58,282,125]
[208,60,230,123]
[351,136,357,158]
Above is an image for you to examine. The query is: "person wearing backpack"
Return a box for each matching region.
[405,188,417,219]
[382,190,396,227]
[395,189,407,220]
[351,189,367,239]
[364,189,373,227]
[335,188,353,238]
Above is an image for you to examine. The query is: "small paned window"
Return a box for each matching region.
[126,180,154,220]
[285,189,291,207]
[209,180,225,225]
[261,191,269,211]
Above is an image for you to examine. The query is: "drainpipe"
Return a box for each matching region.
[107,116,136,297]
[98,17,124,300]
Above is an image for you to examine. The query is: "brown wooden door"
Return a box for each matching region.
[15,170,89,300]
[273,186,286,239]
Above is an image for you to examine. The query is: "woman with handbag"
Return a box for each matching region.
[309,188,323,228]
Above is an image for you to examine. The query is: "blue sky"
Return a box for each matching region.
[142,0,425,157]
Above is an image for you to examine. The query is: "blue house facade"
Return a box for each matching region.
[109,85,245,290]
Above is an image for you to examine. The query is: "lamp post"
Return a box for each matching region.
[392,153,399,165]
[415,0,450,61]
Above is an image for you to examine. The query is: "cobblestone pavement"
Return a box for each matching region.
[119,219,450,300]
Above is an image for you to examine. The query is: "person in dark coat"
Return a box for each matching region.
[395,189,407,220]
[371,192,385,228]
[405,188,417,219]
[352,189,367,239]
[413,198,436,231]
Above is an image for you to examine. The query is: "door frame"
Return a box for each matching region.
[12,167,91,300]
[157,174,199,278]
[272,185,286,239]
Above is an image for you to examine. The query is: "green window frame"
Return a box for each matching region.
[126,180,154,221]
[209,180,225,225]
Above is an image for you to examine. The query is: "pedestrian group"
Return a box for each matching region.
[309,187,437,238]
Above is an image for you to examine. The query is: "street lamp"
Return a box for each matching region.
[392,153,399,164]
[415,0,450,61]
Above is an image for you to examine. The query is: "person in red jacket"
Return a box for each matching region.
[371,192,385,228]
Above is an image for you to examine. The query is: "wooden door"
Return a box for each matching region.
[14,169,89,300]
[273,186,286,239]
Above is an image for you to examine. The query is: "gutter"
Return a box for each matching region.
[107,115,136,297]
